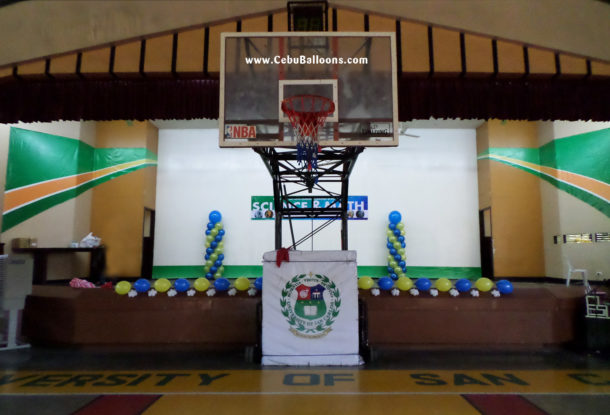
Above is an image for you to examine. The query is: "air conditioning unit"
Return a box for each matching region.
[0,254,33,350]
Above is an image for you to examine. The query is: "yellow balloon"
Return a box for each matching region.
[435,278,452,292]
[358,276,374,290]
[193,277,210,292]
[475,277,493,292]
[154,278,171,293]
[396,276,413,291]
[115,280,131,295]
[234,277,250,291]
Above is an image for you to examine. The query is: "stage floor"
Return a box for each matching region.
[0,346,609,415]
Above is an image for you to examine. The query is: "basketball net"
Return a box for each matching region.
[281,95,335,171]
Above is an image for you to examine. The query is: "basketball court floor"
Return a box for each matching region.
[1,345,608,415]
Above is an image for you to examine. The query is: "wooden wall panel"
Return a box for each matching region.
[208,22,237,74]
[17,60,46,77]
[527,47,556,76]
[496,40,525,77]
[0,66,13,79]
[113,41,142,74]
[80,47,111,76]
[49,54,77,77]
[176,28,204,74]
[464,34,493,76]
[241,15,268,32]
[591,60,610,77]
[559,54,587,77]
[432,27,461,75]
[144,34,173,74]
[336,9,363,31]
[400,21,429,75]
[272,11,288,32]
[368,14,394,32]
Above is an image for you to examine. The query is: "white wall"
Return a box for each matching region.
[154,124,480,268]
[539,121,610,281]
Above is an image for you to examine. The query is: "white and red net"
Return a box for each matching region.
[281,94,335,171]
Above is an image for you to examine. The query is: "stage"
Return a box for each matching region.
[21,283,594,350]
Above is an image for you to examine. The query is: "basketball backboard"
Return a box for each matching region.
[219,32,398,147]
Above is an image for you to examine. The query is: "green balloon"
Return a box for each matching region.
[218,241,225,249]
[398,248,406,255]
[387,254,394,263]
[398,272,406,279]
[214,272,221,279]
[386,230,394,238]
[205,260,213,268]
[401,229,405,236]
[389,260,398,268]
[397,222,405,230]
[218,265,225,274]
[393,242,401,250]
[210,228,219,237]
[215,222,223,229]
[210,253,218,262]
[394,266,402,274]
[389,235,397,243]
[206,235,214,243]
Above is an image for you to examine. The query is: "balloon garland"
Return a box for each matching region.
[114,276,262,298]
[204,210,225,280]
[356,276,513,298]
[386,211,407,282]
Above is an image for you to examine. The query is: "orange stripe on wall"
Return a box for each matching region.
[3,160,154,212]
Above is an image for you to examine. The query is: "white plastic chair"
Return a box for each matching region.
[565,256,590,291]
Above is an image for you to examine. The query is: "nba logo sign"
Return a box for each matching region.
[225,124,257,139]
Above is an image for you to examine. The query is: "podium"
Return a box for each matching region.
[261,250,360,365]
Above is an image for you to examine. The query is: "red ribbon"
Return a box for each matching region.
[276,248,290,267]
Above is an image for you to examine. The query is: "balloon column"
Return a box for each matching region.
[386,211,407,281]
[204,210,225,280]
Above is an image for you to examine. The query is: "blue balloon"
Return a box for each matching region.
[378,276,394,290]
[496,279,514,294]
[205,272,214,280]
[415,278,431,291]
[401,242,406,248]
[389,211,402,224]
[387,266,394,273]
[214,260,222,267]
[207,223,214,230]
[205,229,211,235]
[455,278,472,292]
[390,248,397,255]
[218,254,224,261]
[133,278,150,293]
[390,273,398,280]
[214,277,230,291]
[399,261,406,268]
[215,235,222,242]
[204,254,210,260]
[386,242,393,249]
[398,236,405,243]
[389,223,397,230]
[209,210,222,224]
[218,229,225,236]
[254,277,263,290]
[206,247,213,255]
[210,266,218,273]
[402,266,407,272]
[393,229,401,236]
[394,254,402,261]
[211,241,218,249]
[174,278,190,292]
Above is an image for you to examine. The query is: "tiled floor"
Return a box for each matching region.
[0,346,609,414]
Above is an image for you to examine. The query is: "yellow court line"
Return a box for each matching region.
[489,155,610,201]
[143,394,480,415]
[3,159,156,212]
[1,370,609,395]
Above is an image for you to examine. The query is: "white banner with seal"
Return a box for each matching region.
[262,250,360,366]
